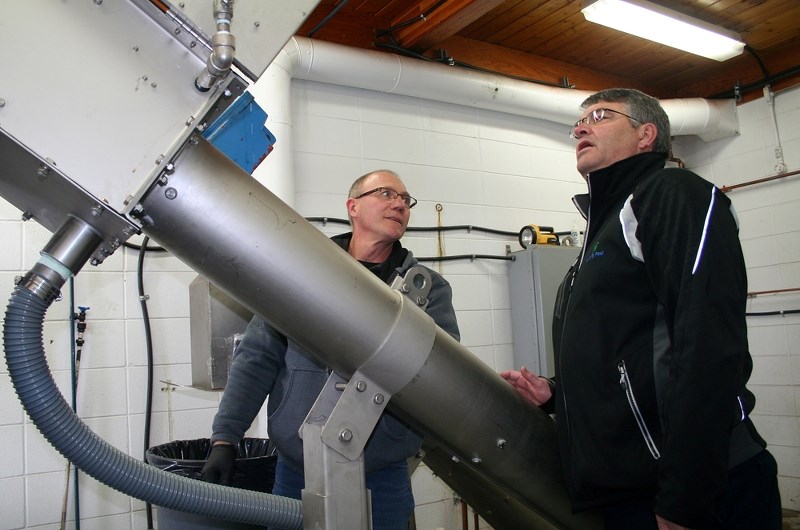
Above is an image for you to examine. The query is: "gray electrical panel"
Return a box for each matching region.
[189,275,253,390]
[508,245,580,378]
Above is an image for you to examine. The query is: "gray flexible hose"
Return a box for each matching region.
[3,284,302,529]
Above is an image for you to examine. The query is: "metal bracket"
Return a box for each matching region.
[390,264,433,310]
[299,265,437,529]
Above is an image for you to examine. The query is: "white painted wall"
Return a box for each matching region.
[0,74,797,529]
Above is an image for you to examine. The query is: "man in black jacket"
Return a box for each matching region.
[502,88,781,530]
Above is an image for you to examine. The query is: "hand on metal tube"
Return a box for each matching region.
[499,366,553,407]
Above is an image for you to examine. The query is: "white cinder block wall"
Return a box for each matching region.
[1,72,797,529]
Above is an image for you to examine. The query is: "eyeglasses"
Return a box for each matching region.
[354,187,417,208]
[570,107,641,139]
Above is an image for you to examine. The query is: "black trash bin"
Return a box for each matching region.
[146,437,277,530]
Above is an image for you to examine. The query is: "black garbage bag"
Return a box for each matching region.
[146,437,277,493]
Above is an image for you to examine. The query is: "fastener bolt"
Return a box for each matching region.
[373,393,385,405]
[355,381,367,392]
[339,429,353,443]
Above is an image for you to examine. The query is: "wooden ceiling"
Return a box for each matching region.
[296,0,800,102]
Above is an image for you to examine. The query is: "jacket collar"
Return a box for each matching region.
[573,152,667,219]
[331,232,411,283]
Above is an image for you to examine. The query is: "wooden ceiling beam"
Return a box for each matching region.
[390,0,506,52]
[437,35,669,98]
[677,43,800,102]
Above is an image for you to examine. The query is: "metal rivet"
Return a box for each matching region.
[165,187,178,200]
[355,381,367,392]
[373,394,385,405]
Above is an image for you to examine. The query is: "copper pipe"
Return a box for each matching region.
[747,287,800,297]
[721,169,800,193]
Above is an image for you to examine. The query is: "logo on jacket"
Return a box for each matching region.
[585,241,605,263]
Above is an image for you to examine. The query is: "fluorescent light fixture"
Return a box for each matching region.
[582,0,745,61]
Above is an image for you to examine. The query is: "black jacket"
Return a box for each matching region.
[551,152,765,527]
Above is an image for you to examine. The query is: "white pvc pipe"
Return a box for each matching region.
[280,36,739,142]
[251,51,296,207]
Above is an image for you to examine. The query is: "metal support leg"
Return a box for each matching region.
[299,266,436,529]
[300,372,374,530]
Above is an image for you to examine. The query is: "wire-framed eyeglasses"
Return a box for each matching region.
[355,187,418,208]
[570,107,641,139]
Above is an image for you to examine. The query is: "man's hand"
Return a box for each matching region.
[499,366,553,406]
[201,443,236,485]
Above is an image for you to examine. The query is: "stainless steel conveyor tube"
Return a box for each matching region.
[135,134,601,529]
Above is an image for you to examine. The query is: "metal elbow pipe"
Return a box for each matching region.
[195,0,236,91]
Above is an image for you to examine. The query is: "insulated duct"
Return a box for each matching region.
[133,133,602,529]
[280,36,739,142]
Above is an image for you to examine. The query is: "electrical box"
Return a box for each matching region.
[508,245,580,378]
[189,275,253,390]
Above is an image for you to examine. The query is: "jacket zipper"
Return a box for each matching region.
[618,360,661,460]
[559,191,591,449]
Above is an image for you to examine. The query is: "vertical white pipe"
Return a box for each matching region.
[250,50,295,207]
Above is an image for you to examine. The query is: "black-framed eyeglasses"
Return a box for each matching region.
[570,107,641,139]
[354,187,417,208]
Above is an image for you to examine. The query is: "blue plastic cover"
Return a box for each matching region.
[203,92,276,174]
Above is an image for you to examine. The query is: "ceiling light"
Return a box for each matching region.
[581,0,745,61]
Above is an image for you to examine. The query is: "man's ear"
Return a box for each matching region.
[346,197,358,219]
[638,123,659,151]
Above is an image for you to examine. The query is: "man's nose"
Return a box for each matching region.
[571,123,590,139]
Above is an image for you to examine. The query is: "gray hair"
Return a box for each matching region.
[348,169,402,198]
[581,88,671,156]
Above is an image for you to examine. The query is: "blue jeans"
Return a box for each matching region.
[269,456,414,530]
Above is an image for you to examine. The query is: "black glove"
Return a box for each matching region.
[201,443,237,486]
